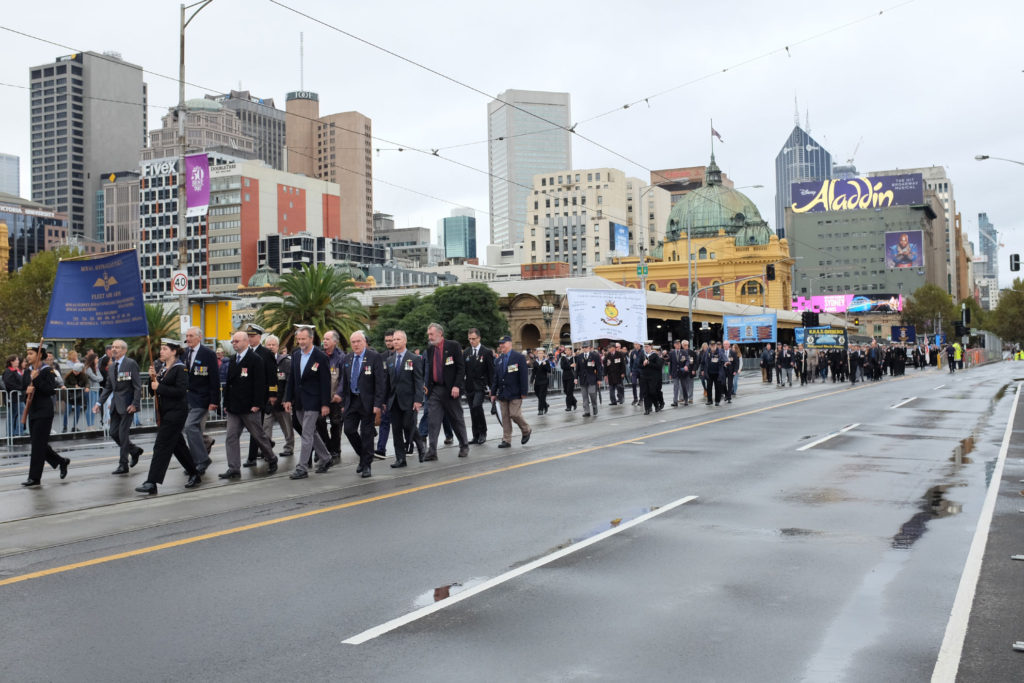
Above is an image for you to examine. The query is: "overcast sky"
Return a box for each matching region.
[2,0,1021,286]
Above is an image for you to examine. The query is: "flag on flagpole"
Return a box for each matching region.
[711,126,724,143]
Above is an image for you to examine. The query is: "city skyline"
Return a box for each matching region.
[0,0,1021,285]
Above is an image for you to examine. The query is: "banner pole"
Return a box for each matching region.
[547,297,567,348]
[146,335,160,426]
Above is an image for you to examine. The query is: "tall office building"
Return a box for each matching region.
[142,99,256,161]
[207,90,286,170]
[0,153,19,196]
[29,51,146,240]
[443,207,477,260]
[488,90,571,248]
[977,212,998,280]
[774,115,832,238]
[285,91,373,243]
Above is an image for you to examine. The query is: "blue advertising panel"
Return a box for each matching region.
[891,325,917,343]
[885,230,924,268]
[723,314,777,344]
[611,222,630,257]
[804,326,848,350]
[790,173,924,214]
[44,250,148,338]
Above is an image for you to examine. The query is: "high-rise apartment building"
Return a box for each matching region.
[774,122,832,239]
[142,99,256,161]
[488,90,571,248]
[0,153,19,196]
[977,212,998,281]
[372,212,444,266]
[29,51,146,241]
[100,171,141,254]
[207,90,286,170]
[443,207,477,260]
[524,168,669,277]
[285,91,373,243]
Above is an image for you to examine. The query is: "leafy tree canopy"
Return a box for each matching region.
[368,283,507,352]
[989,278,1024,345]
[901,283,958,337]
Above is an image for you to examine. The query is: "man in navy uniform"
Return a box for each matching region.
[464,327,494,444]
[490,335,532,448]
[386,329,425,467]
[334,330,386,478]
[243,324,279,467]
[575,341,603,417]
[21,343,70,487]
[94,339,143,474]
[559,346,577,412]
[284,325,332,480]
[182,326,219,473]
[220,330,278,479]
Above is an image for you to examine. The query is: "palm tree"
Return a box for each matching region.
[125,303,179,366]
[256,263,368,351]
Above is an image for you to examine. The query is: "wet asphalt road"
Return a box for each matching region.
[0,363,1021,682]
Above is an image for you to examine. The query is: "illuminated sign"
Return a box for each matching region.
[141,159,177,178]
[791,174,923,213]
[792,293,904,314]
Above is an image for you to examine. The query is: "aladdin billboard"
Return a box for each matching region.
[885,230,925,268]
[792,293,904,314]
[791,173,924,213]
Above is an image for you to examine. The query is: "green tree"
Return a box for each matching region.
[958,296,987,332]
[255,263,367,351]
[901,283,958,337]
[990,278,1024,345]
[124,303,179,366]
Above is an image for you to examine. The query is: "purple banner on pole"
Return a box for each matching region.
[790,173,924,214]
[185,153,210,217]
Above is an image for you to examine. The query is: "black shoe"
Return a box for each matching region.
[373,450,386,460]
[564,407,573,412]
[355,463,364,473]
[498,441,511,448]
[267,461,278,475]
[391,459,407,468]
[112,465,129,475]
[582,412,591,417]
[196,461,211,475]
[185,474,202,488]
[315,463,331,474]
[135,482,158,495]
[59,457,70,480]
[21,479,41,487]
[705,402,713,406]
[242,459,257,468]
[521,431,531,445]
[644,410,651,415]
[205,438,215,455]
[444,438,454,446]
[655,406,662,413]
[289,470,308,480]
[422,453,438,462]
[218,470,240,479]
[406,441,414,454]
[361,468,372,478]
[726,399,731,404]
[458,446,469,458]
[130,447,142,468]
[671,402,678,407]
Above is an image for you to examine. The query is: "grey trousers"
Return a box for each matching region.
[183,407,213,469]
[427,389,469,455]
[581,384,599,415]
[109,408,137,465]
[225,411,276,472]
[264,409,295,456]
[672,378,683,403]
[295,409,330,474]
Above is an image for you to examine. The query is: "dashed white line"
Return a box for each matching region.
[890,396,918,409]
[933,384,946,391]
[796,423,861,452]
[342,494,699,645]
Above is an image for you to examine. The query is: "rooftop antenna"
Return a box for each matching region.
[300,32,304,90]
[805,108,810,134]
[793,93,799,127]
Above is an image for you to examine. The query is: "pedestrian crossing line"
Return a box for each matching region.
[796,423,861,451]
[890,396,918,409]
[0,381,883,588]
[341,494,700,645]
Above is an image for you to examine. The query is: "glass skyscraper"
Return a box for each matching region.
[774,125,833,238]
[488,90,571,248]
[978,212,998,280]
[443,208,476,260]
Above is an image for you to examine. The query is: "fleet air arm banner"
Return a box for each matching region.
[44,250,148,338]
[567,288,647,344]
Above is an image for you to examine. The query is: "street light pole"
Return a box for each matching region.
[177,0,214,322]
[975,154,1024,167]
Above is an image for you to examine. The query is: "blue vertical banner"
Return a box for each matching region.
[44,250,149,338]
[611,222,630,257]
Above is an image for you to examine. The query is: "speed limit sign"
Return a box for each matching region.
[171,271,189,294]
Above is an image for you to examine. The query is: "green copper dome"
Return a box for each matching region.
[247,267,280,287]
[665,154,770,245]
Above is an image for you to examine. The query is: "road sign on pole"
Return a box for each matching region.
[171,271,189,295]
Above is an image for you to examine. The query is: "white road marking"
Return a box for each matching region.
[933,384,946,390]
[932,383,1021,681]
[890,396,918,409]
[796,423,860,452]
[342,494,699,645]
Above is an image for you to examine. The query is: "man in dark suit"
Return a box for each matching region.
[333,330,386,478]
[284,325,332,479]
[559,346,577,411]
[424,322,470,460]
[243,323,279,467]
[640,341,665,413]
[182,326,219,473]
[21,343,70,487]
[575,342,603,417]
[604,342,627,405]
[700,340,728,406]
[464,327,494,444]
[386,329,425,467]
[490,335,532,448]
[220,330,278,479]
[94,338,143,474]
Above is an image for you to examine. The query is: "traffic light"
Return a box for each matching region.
[766,264,776,281]
[954,322,966,337]
[962,306,971,325]
[801,312,814,328]
[1012,253,1021,272]
[853,317,860,326]
[809,312,820,327]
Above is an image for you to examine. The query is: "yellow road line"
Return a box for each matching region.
[0,383,865,587]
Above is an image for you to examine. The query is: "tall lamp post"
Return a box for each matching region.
[177,0,214,322]
[975,154,1024,166]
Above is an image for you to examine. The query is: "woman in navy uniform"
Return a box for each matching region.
[21,343,70,487]
[135,339,201,495]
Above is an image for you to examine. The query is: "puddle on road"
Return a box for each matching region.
[779,527,820,537]
[891,484,962,549]
[949,436,975,465]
